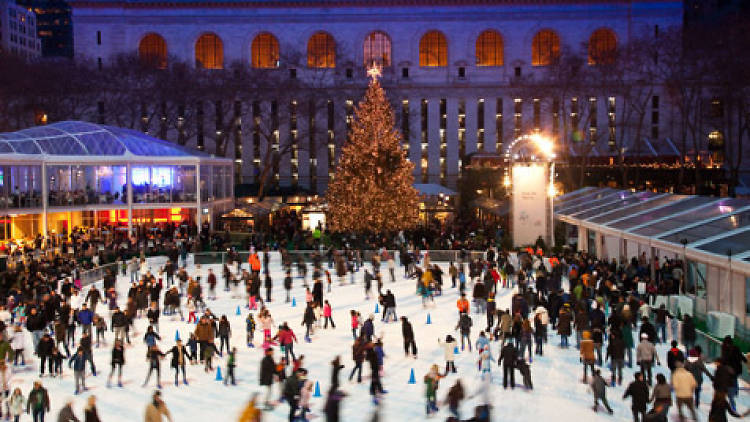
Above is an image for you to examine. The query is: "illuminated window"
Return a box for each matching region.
[195,33,223,69]
[588,28,617,65]
[251,32,279,68]
[363,31,391,67]
[419,31,447,67]
[307,32,336,68]
[531,30,560,66]
[138,33,167,69]
[476,30,503,66]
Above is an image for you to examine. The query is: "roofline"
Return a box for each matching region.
[69,0,679,8]
[0,154,233,164]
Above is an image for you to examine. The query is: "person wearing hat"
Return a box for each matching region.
[636,332,659,385]
[438,334,457,374]
[684,346,713,407]
[580,330,596,383]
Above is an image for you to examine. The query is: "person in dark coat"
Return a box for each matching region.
[685,346,713,407]
[708,391,750,422]
[623,372,650,422]
[167,339,193,386]
[455,313,473,352]
[259,348,276,409]
[639,317,658,345]
[56,400,79,422]
[324,388,347,422]
[312,280,323,309]
[497,340,517,389]
[302,303,316,341]
[401,317,417,358]
[106,339,125,388]
[720,336,747,411]
[330,355,344,391]
[283,368,307,422]
[681,315,696,349]
[666,340,685,372]
[713,358,736,403]
[361,315,374,342]
[607,331,626,385]
[557,304,572,348]
[36,334,54,377]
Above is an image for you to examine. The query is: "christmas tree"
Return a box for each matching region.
[326,68,419,233]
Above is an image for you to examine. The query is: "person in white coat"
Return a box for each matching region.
[10,326,25,366]
[438,334,458,374]
[8,388,24,422]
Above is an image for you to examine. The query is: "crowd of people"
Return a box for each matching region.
[0,220,749,422]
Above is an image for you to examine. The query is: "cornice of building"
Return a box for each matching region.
[69,0,680,10]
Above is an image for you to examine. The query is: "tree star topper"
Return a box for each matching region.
[367,64,382,81]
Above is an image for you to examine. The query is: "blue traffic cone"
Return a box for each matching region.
[236,306,241,316]
[454,346,459,354]
[408,368,416,384]
[215,367,223,381]
[291,297,297,307]
[426,313,432,324]
[375,303,379,313]
[313,381,321,397]
[175,330,180,342]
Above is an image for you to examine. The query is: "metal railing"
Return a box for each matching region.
[192,249,489,267]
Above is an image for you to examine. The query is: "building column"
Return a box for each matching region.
[278,100,292,188]
[598,95,608,150]
[408,97,421,182]
[484,98,497,153]
[195,164,201,235]
[503,97,515,151]
[316,101,329,194]
[464,97,478,156]
[126,163,133,237]
[331,99,347,182]
[240,101,254,184]
[445,98,459,189]
[41,164,48,237]
[297,100,311,190]
[427,98,441,184]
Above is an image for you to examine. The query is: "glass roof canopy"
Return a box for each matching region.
[554,187,750,259]
[0,121,215,159]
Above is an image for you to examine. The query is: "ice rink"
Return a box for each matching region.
[10,254,748,421]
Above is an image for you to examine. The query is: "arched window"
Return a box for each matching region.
[195,33,223,69]
[419,31,447,67]
[307,32,336,68]
[363,31,391,67]
[475,30,503,66]
[251,33,279,68]
[588,28,617,65]
[531,30,560,66]
[138,33,167,69]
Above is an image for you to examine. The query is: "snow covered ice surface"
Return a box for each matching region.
[12,254,749,421]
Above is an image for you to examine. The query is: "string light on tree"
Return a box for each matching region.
[326,65,419,233]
